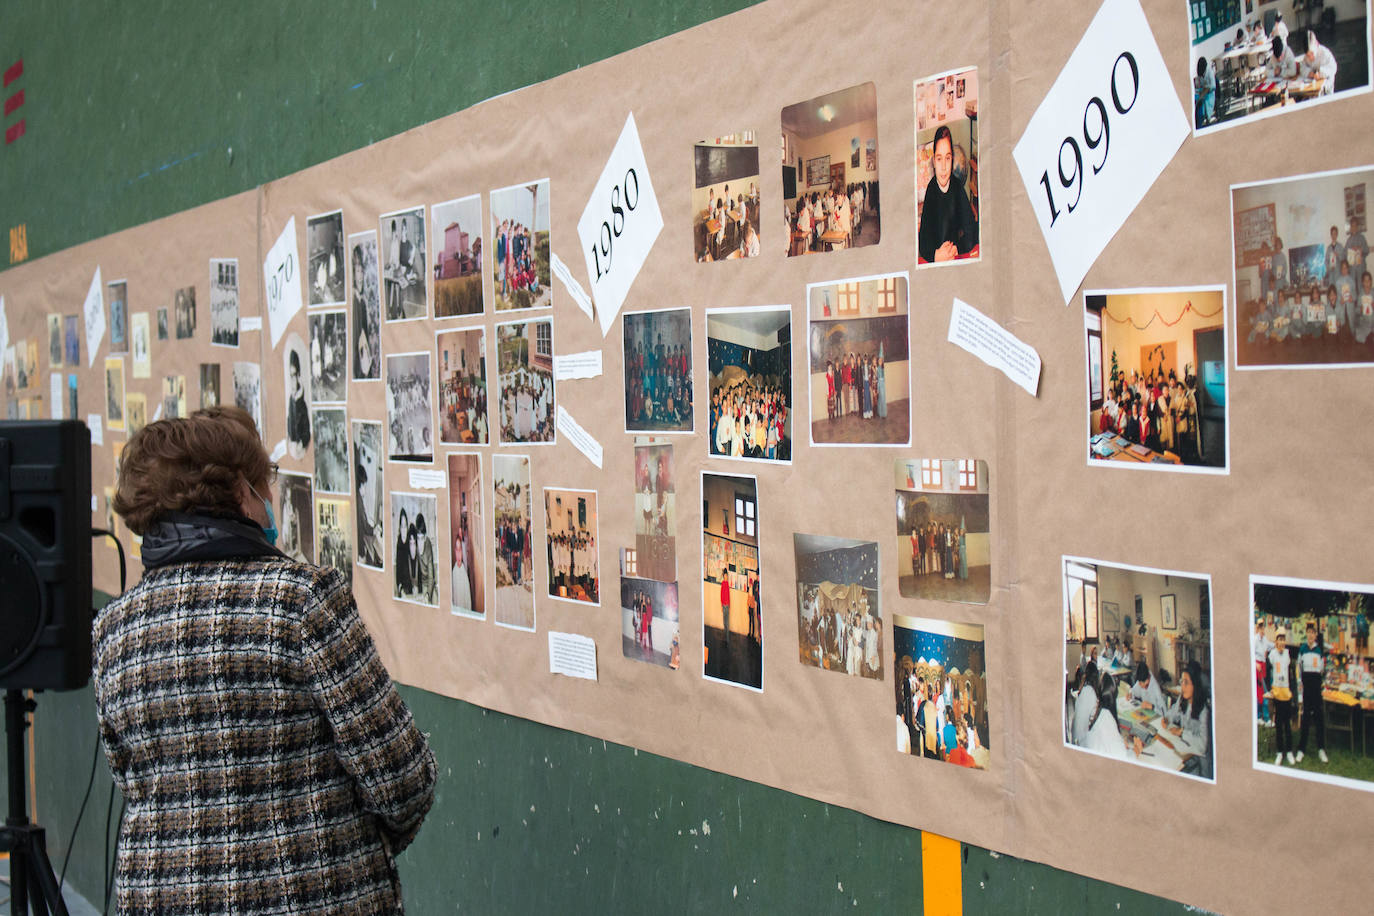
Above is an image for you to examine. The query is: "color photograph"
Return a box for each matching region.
[693,131,761,262]
[1063,557,1214,782]
[622,307,693,433]
[632,436,675,584]
[436,327,489,445]
[490,179,551,311]
[894,458,990,604]
[621,576,679,669]
[702,471,762,691]
[782,82,880,257]
[1188,2,1370,134]
[493,453,534,631]
[915,67,980,267]
[446,452,486,619]
[807,273,910,446]
[307,209,346,307]
[1233,165,1374,367]
[312,407,348,495]
[380,205,428,322]
[278,471,314,566]
[63,314,80,367]
[108,281,128,353]
[161,374,186,419]
[543,488,599,605]
[1251,575,1374,793]
[1085,287,1228,472]
[496,318,554,445]
[350,229,382,381]
[386,351,434,462]
[707,305,791,462]
[352,419,385,570]
[432,194,485,318]
[104,357,125,431]
[210,257,239,347]
[794,533,881,679]
[391,491,439,607]
[894,616,989,768]
[125,392,147,437]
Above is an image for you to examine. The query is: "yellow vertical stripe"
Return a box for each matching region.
[921,831,962,916]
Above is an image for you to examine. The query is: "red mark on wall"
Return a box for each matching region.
[4,59,22,144]
[2,59,21,87]
[4,90,22,116]
[4,120,23,144]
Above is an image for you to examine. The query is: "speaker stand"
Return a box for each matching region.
[2,689,67,915]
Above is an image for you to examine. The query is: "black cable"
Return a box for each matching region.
[90,527,128,593]
[103,796,124,915]
[102,781,115,913]
[55,729,102,898]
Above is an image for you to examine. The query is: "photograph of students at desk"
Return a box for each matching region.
[1252,577,1374,792]
[1188,1,1369,132]
[1064,558,1214,781]
[1233,166,1374,367]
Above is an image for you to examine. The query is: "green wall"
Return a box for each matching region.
[0,3,1193,911]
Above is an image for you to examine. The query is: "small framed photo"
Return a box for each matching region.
[1161,593,1177,630]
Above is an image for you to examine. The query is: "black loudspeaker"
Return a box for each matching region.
[0,420,93,691]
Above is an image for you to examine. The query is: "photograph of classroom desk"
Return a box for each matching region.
[3,0,1373,913]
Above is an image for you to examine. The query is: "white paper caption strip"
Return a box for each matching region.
[269,439,288,463]
[553,350,603,381]
[239,316,263,333]
[408,468,447,489]
[87,414,103,446]
[548,631,598,680]
[1011,0,1187,303]
[556,405,603,468]
[550,253,595,322]
[577,112,664,337]
[947,298,1042,397]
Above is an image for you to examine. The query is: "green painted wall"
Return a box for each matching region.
[0,3,1194,912]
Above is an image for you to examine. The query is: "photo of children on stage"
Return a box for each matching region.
[894,458,990,604]
[1251,576,1374,792]
[633,437,676,584]
[1063,557,1214,782]
[894,616,989,769]
[702,471,762,691]
[707,305,791,462]
[915,67,980,267]
[490,179,551,311]
[807,273,909,446]
[431,194,485,318]
[782,83,880,256]
[493,454,534,631]
[693,131,761,262]
[622,307,693,433]
[1085,287,1228,472]
[621,575,680,670]
[794,533,881,680]
[543,488,598,605]
[1233,166,1374,367]
[436,327,489,445]
[497,319,555,444]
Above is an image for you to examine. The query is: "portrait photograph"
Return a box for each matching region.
[915,67,980,267]
[707,305,791,462]
[807,272,910,446]
[349,229,382,381]
[283,332,312,459]
[622,307,693,433]
[782,82,880,257]
[380,206,428,322]
[352,419,385,570]
[432,194,485,319]
[693,130,761,262]
[277,471,315,566]
[490,179,551,311]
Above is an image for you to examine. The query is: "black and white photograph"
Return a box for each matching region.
[199,363,220,410]
[496,318,555,445]
[174,285,196,340]
[316,497,352,585]
[307,209,346,307]
[64,314,80,368]
[47,314,61,367]
[161,374,187,419]
[432,194,486,319]
[707,305,792,462]
[352,419,385,570]
[380,206,428,322]
[283,332,311,459]
[622,307,693,433]
[156,307,169,341]
[209,257,239,347]
[277,471,315,565]
[308,309,347,403]
[490,179,551,312]
[312,407,348,494]
[232,361,262,439]
[131,312,150,379]
[391,491,439,608]
[104,357,125,431]
[1188,1,1370,134]
[107,281,128,354]
[386,351,434,462]
[350,229,382,381]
